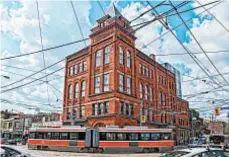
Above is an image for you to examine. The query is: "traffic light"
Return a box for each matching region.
[214,107,220,116]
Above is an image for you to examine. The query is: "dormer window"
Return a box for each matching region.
[100,22,105,28]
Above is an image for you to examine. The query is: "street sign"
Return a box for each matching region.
[220,106,229,110]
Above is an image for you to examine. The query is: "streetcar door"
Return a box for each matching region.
[85,129,92,147]
[92,129,99,148]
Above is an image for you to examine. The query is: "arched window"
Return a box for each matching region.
[74,83,79,98]
[68,84,73,99]
[119,47,124,65]
[81,81,86,97]
[127,50,131,68]
[139,83,143,99]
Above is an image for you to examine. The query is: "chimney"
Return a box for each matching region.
[149,54,155,60]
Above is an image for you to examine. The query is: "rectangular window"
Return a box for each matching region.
[149,87,153,101]
[145,85,148,100]
[104,46,110,64]
[51,132,60,139]
[139,64,142,74]
[151,133,160,140]
[119,47,124,65]
[83,61,87,71]
[146,68,148,77]
[141,133,150,140]
[69,66,73,76]
[127,77,132,95]
[125,104,129,115]
[149,70,152,78]
[95,50,101,67]
[79,63,83,73]
[107,133,116,140]
[93,104,98,116]
[60,132,69,140]
[129,133,139,140]
[103,73,109,92]
[117,133,127,140]
[162,92,166,105]
[104,102,109,114]
[120,102,124,114]
[99,103,103,115]
[69,132,79,140]
[119,74,124,92]
[130,104,134,115]
[74,65,78,74]
[80,106,85,117]
[95,76,100,94]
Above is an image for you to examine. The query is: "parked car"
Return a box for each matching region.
[6,138,23,145]
[161,147,229,157]
[1,145,35,157]
[1,138,7,145]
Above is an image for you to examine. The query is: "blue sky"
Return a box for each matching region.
[1,0,229,120]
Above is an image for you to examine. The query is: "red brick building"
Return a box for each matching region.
[63,5,190,144]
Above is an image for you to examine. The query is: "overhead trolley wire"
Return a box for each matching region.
[36,0,51,106]
[1,58,65,89]
[0,38,89,60]
[1,67,65,93]
[147,0,229,93]
[70,1,87,46]
[139,1,222,50]
[168,0,229,88]
[97,0,106,15]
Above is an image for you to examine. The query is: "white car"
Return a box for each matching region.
[161,148,229,157]
[1,145,36,157]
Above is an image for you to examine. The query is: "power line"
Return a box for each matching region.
[147,0,229,93]
[1,67,65,93]
[97,0,106,15]
[183,71,229,82]
[1,58,65,89]
[169,0,229,89]
[36,0,51,106]
[0,38,89,60]
[70,1,87,46]
[196,0,229,34]
[130,0,166,23]
[1,64,64,77]
[155,50,229,56]
[140,1,222,50]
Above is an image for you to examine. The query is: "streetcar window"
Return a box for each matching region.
[36,132,44,139]
[29,132,35,139]
[107,133,116,140]
[117,133,127,140]
[141,133,150,140]
[43,132,51,139]
[60,132,69,140]
[129,133,139,140]
[161,133,171,140]
[99,133,106,140]
[70,132,78,140]
[78,132,85,140]
[151,133,160,140]
[51,132,60,139]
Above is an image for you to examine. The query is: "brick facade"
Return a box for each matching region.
[63,6,190,144]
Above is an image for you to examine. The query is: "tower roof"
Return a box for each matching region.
[106,3,122,17]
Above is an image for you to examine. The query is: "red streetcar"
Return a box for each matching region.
[28,126,174,153]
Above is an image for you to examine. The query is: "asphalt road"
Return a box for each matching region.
[10,145,161,157]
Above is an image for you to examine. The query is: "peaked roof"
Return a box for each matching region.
[106,3,122,17]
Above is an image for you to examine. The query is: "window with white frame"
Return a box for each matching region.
[83,61,87,71]
[80,106,85,117]
[127,50,131,68]
[69,66,74,76]
[81,81,86,97]
[104,46,110,64]
[145,85,148,100]
[127,77,132,95]
[140,83,143,99]
[74,65,78,74]
[95,50,101,67]
[74,83,79,98]
[103,73,109,92]
[149,87,153,101]
[79,63,82,73]
[119,74,124,92]
[104,102,109,113]
[68,84,73,99]
[119,47,124,65]
[95,76,100,94]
